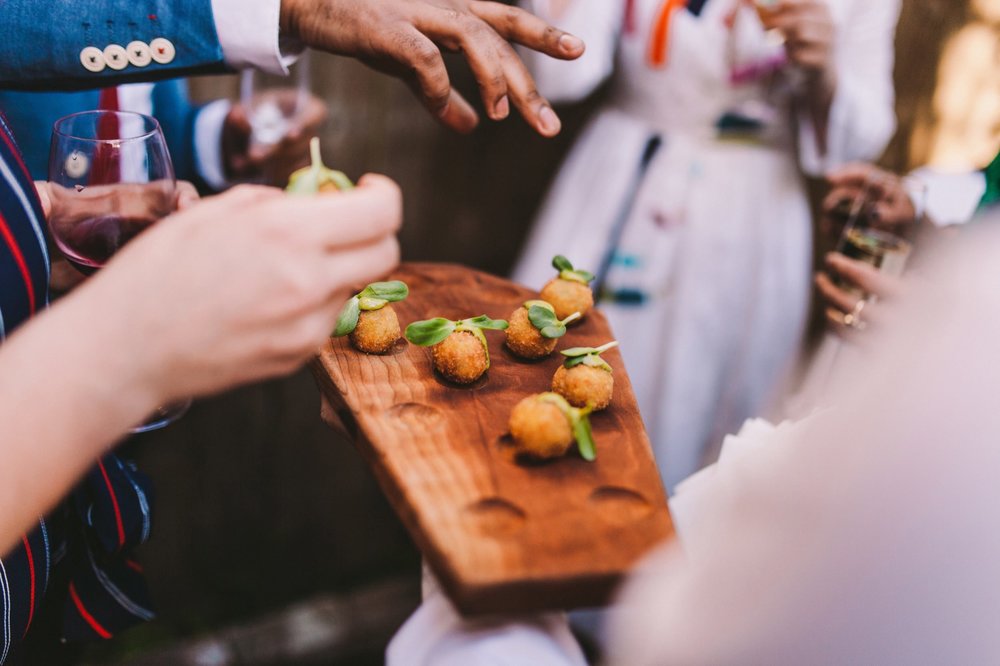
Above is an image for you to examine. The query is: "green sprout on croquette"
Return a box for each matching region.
[561,341,619,373]
[524,300,581,339]
[333,281,409,337]
[552,255,595,285]
[539,393,597,462]
[405,315,509,347]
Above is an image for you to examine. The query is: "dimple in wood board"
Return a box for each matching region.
[311,263,674,615]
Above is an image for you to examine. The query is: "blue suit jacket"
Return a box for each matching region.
[0,0,226,89]
[0,81,204,182]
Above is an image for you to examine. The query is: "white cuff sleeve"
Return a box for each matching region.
[909,167,987,227]
[193,99,233,192]
[211,0,302,74]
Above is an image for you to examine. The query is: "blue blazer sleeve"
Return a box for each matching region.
[0,0,227,89]
[151,79,203,184]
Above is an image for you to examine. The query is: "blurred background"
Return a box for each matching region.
[86,0,1000,663]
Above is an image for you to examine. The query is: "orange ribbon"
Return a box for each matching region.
[647,0,690,68]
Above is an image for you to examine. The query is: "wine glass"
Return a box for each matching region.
[48,109,191,433]
[240,51,312,157]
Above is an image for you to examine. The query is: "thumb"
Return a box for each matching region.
[34,181,52,219]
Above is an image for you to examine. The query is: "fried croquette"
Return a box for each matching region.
[540,278,594,321]
[509,396,574,459]
[432,330,489,384]
[505,306,558,360]
[350,306,400,354]
[552,364,614,410]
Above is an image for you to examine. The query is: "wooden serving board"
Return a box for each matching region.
[311,263,674,615]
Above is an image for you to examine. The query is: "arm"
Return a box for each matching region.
[794,0,901,173]
[0,0,585,137]
[0,178,401,553]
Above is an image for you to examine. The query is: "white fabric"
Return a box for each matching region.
[211,0,300,75]
[910,166,987,227]
[513,0,900,490]
[389,216,1000,664]
[387,565,587,666]
[193,99,233,191]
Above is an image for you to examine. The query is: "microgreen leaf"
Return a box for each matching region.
[405,318,456,347]
[559,269,596,285]
[358,296,389,311]
[461,315,509,331]
[561,341,618,372]
[361,281,409,303]
[573,413,597,462]
[540,325,566,339]
[528,304,559,329]
[333,297,361,337]
[552,255,574,272]
[524,300,555,313]
[538,393,598,462]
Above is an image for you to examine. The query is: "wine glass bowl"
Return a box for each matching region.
[48,111,176,274]
[48,109,189,432]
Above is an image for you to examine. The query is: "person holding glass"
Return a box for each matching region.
[0,0,584,661]
[513,0,900,490]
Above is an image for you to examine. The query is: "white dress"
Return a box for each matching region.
[513,0,900,489]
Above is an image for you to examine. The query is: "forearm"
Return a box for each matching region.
[0,295,158,553]
[802,68,837,157]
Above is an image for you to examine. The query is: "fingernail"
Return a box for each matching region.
[559,34,584,53]
[495,95,509,119]
[539,106,561,135]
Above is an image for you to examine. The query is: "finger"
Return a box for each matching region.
[492,40,563,136]
[815,271,860,315]
[176,181,200,211]
[826,163,887,189]
[822,185,864,216]
[468,2,585,60]
[385,27,469,126]
[281,175,403,249]
[320,235,400,299]
[825,252,903,300]
[419,10,511,119]
[33,181,52,219]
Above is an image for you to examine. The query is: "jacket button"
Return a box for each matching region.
[127,41,152,67]
[149,38,176,64]
[80,46,106,73]
[103,44,129,70]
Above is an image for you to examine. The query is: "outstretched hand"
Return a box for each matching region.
[280,0,585,136]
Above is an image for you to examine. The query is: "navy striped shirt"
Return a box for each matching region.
[0,114,155,663]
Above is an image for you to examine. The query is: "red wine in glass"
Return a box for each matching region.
[48,110,188,432]
[53,214,152,275]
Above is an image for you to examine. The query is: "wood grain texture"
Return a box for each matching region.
[311,263,674,615]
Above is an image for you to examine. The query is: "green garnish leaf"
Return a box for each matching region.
[524,300,555,313]
[559,269,596,285]
[358,296,389,311]
[462,315,509,331]
[540,325,567,339]
[405,318,456,346]
[552,255,574,272]
[361,281,409,303]
[573,414,597,462]
[333,297,362,337]
[286,137,355,194]
[561,341,618,371]
[538,393,597,462]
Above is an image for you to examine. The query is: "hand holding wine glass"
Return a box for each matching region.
[47,110,190,430]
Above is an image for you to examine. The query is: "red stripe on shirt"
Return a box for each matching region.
[0,212,36,313]
[0,117,37,185]
[20,535,35,638]
[69,583,112,639]
[97,460,126,550]
[124,559,143,573]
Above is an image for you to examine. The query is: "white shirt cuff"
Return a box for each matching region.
[211,0,302,75]
[909,167,987,227]
[194,99,232,191]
